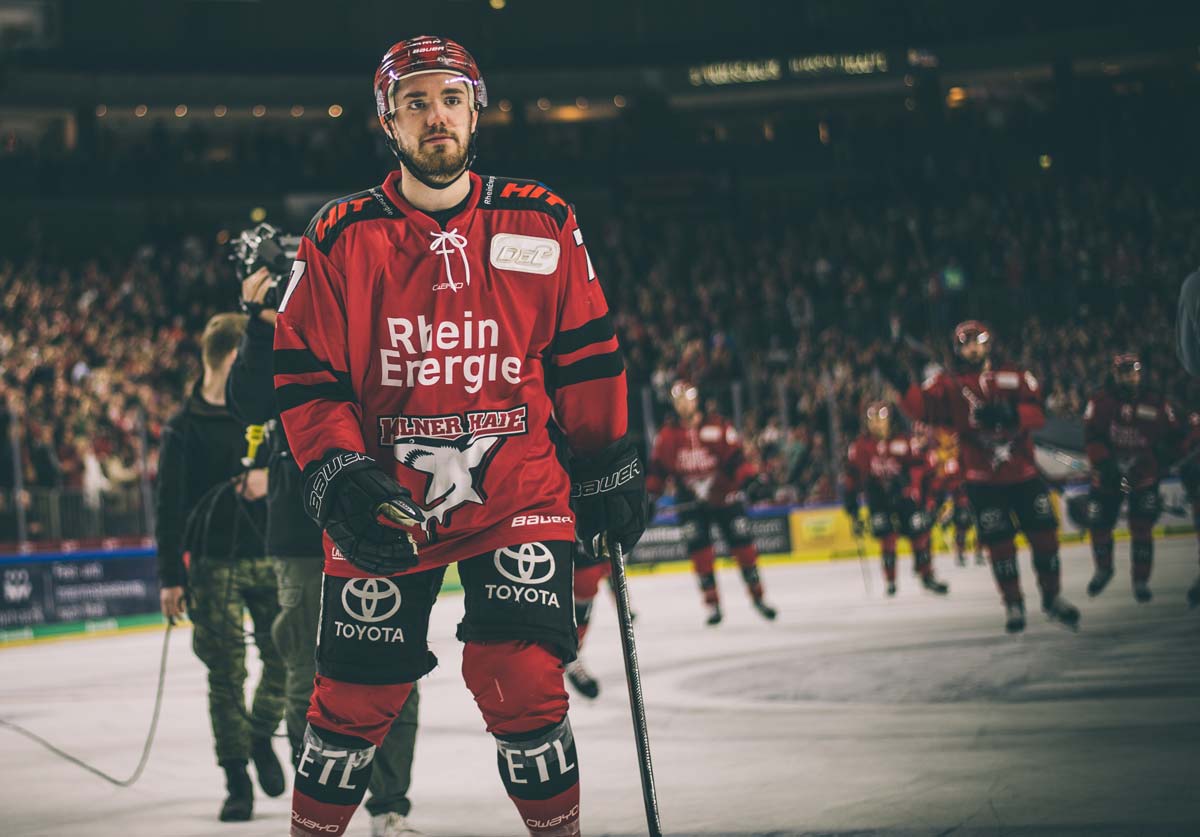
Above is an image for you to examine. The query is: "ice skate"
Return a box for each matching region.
[955,548,966,567]
[886,582,897,597]
[371,812,423,836]
[1043,595,1081,630]
[1086,568,1114,597]
[565,659,600,699]
[1004,601,1026,634]
[705,602,723,625]
[751,596,778,621]
[1133,581,1153,603]
[921,575,949,595]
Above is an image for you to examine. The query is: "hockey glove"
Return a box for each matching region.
[972,401,1018,431]
[844,500,866,537]
[571,437,648,560]
[303,450,424,575]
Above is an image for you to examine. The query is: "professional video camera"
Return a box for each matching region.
[227,223,302,313]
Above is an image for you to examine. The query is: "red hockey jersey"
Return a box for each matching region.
[1084,388,1181,488]
[646,414,755,508]
[274,171,627,577]
[843,433,934,502]
[901,365,1044,485]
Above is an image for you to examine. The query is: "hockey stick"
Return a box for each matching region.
[603,536,663,837]
[853,530,873,596]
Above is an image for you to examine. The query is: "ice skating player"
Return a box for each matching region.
[646,380,777,625]
[1082,352,1182,603]
[928,426,983,566]
[842,402,949,596]
[274,36,646,837]
[898,320,1079,633]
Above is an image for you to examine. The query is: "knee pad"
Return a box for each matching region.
[681,513,712,553]
[294,722,376,807]
[869,510,894,539]
[1130,489,1162,525]
[975,506,1016,544]
[1086,491,1122,530]
[463,640,568,736]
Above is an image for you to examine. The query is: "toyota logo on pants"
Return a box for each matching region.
[341,578,402,623]
[494,543,556,585]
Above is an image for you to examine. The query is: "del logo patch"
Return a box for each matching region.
[490,234,560,275]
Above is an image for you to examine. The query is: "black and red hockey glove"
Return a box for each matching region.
[972,401,1018,431]
[570,437,647,561]
[303,449,424,575]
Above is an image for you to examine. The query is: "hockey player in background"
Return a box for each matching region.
[1083,353,1181,602]
[843,403,949,596]
[898,321,1079,633]
[646,380,777,625]
[928,427,984,567]
[274,36,645,837]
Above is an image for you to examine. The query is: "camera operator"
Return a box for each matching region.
[156,312,286,823]
[226,231,423,837]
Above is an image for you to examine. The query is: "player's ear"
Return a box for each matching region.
[470,109,479,133]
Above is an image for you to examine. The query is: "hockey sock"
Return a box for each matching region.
[463,640,578,836]
[955,524,967,551]
[912,533,933,577]
[690,546,719,605]
[733,546,764,598]
[986,540,1022,604]
[573,598,594,646]
[1131,521,1154,584]
[1028,529,1061,603]
[291,724,376,836]
[1090,529,1115,571]
[881,533,898,583]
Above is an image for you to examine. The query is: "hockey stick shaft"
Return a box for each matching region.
[606,538,663,837]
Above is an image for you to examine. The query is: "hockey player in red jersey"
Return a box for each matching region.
[1083,353,1182,602]
[899,321,1079,633]
[274,37,646,837]
[646,380,777,625]
[843,403,949,596]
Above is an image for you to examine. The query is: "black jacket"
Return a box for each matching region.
[226,314,323,559]
[155,383,266,587]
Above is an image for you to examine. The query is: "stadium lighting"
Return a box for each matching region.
[174,105,188,118]
[613,94,627,108]
[214,105,228,117]
[489,0,506,8]
[252,105,266,117]
[134,104,147,117]
[250,207,267,223]
[537,98,551,111]
[328,104,344,118]
[1039,154,1052,169]
[95,105,107,118]
[290,105,305,117]
[498,99,512,112]
[576,97,589,109]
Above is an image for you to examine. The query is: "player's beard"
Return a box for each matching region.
[399,127,470,185]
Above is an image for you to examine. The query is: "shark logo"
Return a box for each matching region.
[380,406,529,538]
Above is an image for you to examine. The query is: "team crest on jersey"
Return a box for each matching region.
[377,406,528,538]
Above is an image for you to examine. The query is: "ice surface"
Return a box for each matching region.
[2,539,1198,836]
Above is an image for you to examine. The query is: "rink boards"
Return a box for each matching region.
[2,479,1194,645]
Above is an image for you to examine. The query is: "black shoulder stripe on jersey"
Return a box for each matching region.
[476,174,571,230]
[551,314,615,357]
[273,348,351,383]
[549,349,624,388]
[303,185,399,256]
[276,380,356,413]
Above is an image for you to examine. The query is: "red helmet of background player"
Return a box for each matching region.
[373,36,488,188]
[1112,351,1142,395]
[953,319,992,367]
[670,379,700,421]
[865,401,892,439]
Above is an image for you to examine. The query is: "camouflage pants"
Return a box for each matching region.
[272,556,419,817]
[190,555,286,765]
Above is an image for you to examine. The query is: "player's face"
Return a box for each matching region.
[867,411,890,439]
[960,338,989,365]
[1115,367,1141,391]
[673,386,699,420]
[386,72,479,184]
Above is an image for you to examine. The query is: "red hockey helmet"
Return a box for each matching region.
[1112,351,1141,376]
[374,36,488,121]
[953,320,991,349]
[865,401,892,438]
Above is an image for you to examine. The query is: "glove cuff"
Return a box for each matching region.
[303,449,377,526]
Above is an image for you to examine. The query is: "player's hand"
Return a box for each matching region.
[571,437,647,560]
[160,586,186,622]
[303,450,424,575]
[235,468,269,502]
[241,267,278,325]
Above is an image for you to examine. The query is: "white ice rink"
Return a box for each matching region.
[2,540,1199,837]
